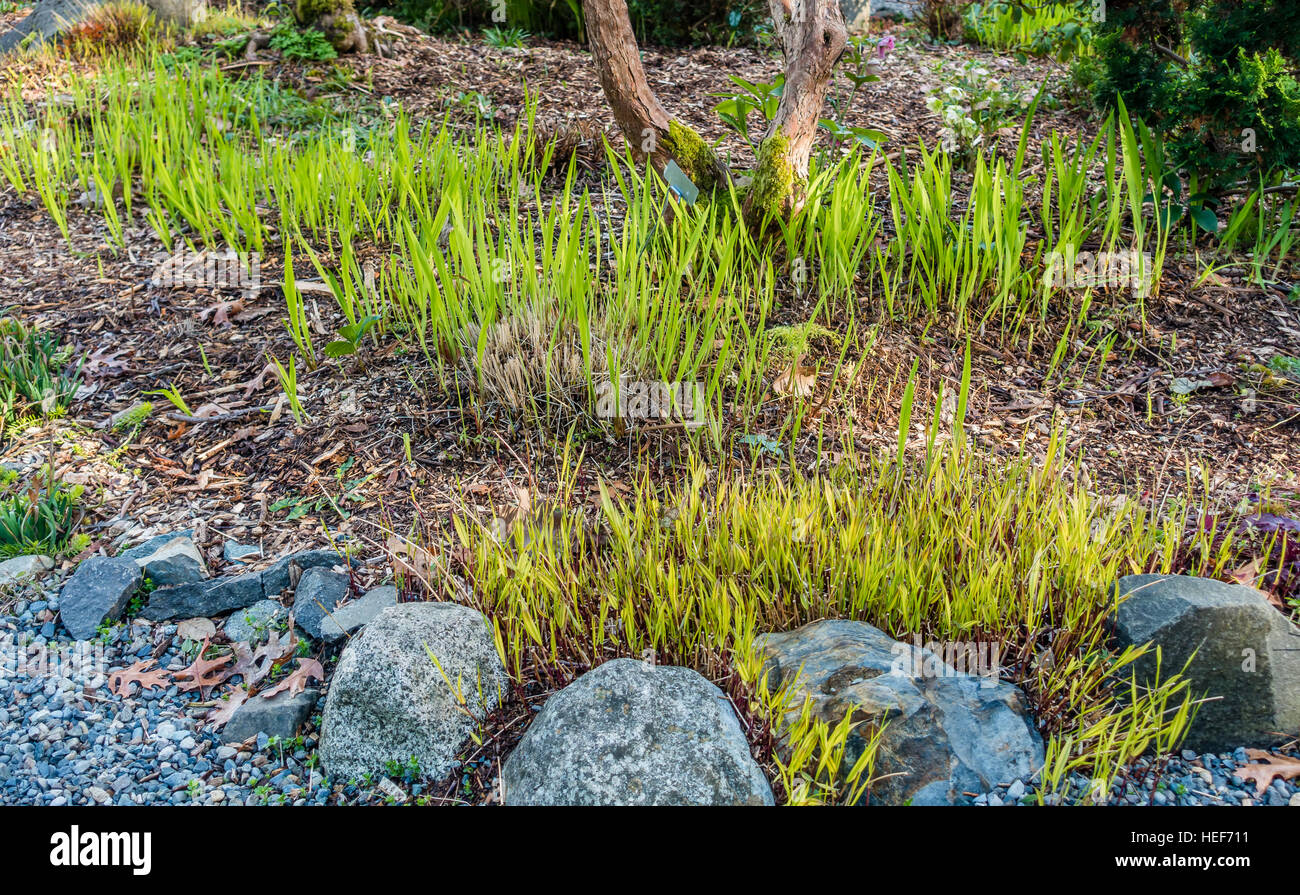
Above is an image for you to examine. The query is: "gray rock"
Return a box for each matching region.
[261,549,346,599]
[757,619,1044,806]
[317,585,398,644]
[0,554,53,587]
[220,689,319,745]
[138,548,345,621]
[0,0,205,54]
[840,0,913,28]
[140,572,262,621]
[125,535,207,588]
[1113,574,1300,752]
[119,530,194,562]
[319,603,507,782]
[223,542,262,564]
[58,557,143,640]
[223,599,289,644]
[504,658,773,806]
[291,567,350,640]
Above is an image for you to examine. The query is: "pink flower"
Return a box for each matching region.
[877,35,895,60]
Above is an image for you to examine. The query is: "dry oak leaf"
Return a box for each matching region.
[205,685,249,729]
[107,660,171,698]
[172,637,236,699]
[1232,750,1300,796]
[261,659,324,699]
[773,356,816,398]
[229,629,297,689]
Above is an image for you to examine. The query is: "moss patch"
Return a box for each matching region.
[295,0,355,23]
[663,119,724,192]
[745,133,794,227]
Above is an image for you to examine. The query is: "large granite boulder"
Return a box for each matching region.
[319,603,507,781]
[503,658,774,806]
[1112,574,1300,752]
[757,619,1044,805]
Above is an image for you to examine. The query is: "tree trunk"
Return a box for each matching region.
[745,0,848,223]
[581,0,847,226]
[581,0,728,191]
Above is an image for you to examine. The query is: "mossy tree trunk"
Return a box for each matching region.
[581,0,729,191]
[582,0,846,226]
[745,0,848,223]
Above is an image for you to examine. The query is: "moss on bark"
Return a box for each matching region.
[662,119,725,192]
[745,132,795,227]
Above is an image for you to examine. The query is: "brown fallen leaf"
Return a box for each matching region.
[199,299,245,327]
[773,355,816,398]
[1227,556,1262,588]
[172,637,235,699]
[388,533,435,582]
[261,659,324,699]
[205,685,249,729]
[107,660,171,698]
[1232,750,1300,795]
[228,628,297,689]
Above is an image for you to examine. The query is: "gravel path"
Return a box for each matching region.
[0,572,407,806]
[2,570,1297,806]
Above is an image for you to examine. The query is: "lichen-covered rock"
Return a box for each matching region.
[757,619,1044,806]
[319,603,507,781]
[503,659,774,806]
[1112,574,1300,752]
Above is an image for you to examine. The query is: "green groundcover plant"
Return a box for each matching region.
[1081,0,1300,194]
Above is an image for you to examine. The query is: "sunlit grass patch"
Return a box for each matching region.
[420,399,1232,802]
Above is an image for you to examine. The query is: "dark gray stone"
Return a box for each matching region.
[757,619,1044,806]
[58,557,143,640]
[223,599,289,644]
[291,567,350,639]
[317,585,397,644]
[140,572,263,621]
[220,689,319,745]
[1113,574,1300,752]
[503,658,773,806]
[320,603,507,781]
[261,550,344,598]
[119,530,194,563]
[124,535,206,588]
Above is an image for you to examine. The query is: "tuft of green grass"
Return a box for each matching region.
[0,316,82,431]
[0,475,83,559]
[482,26,529,49]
